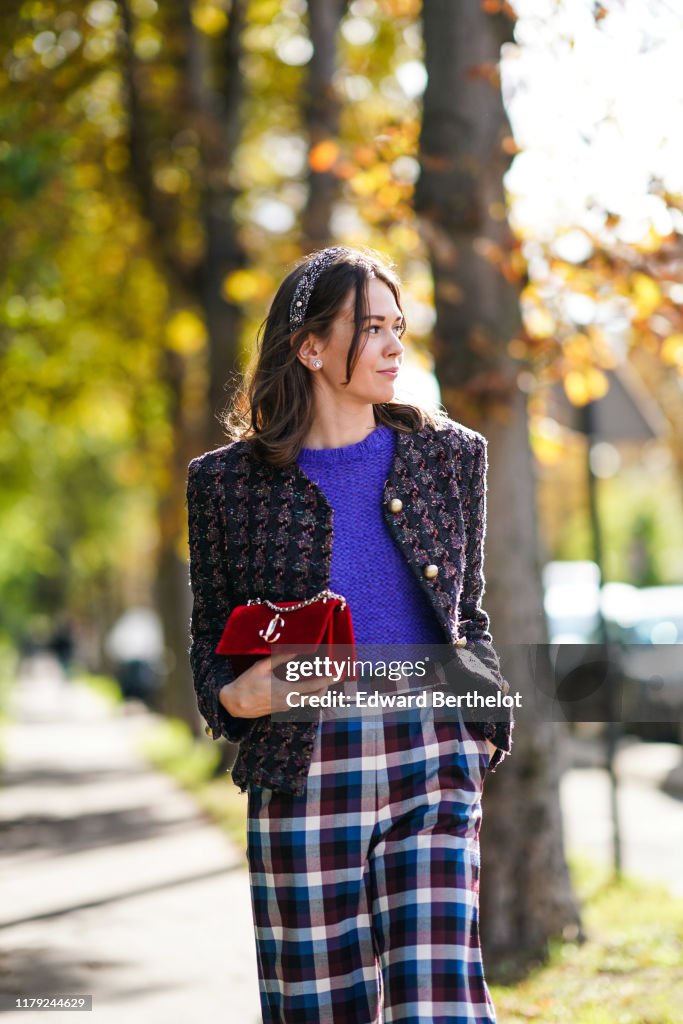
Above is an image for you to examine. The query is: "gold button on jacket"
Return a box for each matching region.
[455,636,468,647]
[423,563,439,579]
[388,498,403,513]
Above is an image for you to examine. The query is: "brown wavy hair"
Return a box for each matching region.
[221,245,447,466]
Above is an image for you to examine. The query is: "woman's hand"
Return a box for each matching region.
[219,651,330,719]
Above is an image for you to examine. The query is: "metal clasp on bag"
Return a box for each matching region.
[260,613,285,644]
[249,589,348,645]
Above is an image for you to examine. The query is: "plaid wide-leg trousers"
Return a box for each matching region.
[246,703,497,1024]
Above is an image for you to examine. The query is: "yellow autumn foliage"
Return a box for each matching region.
[166,311,207,356]
[661,334,683,366]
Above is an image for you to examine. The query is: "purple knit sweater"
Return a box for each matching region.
[296,425,445,651]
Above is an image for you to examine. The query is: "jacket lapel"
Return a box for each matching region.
[382,425,466,643]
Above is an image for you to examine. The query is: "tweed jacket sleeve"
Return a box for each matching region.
[186,455,253,745]
[456,431,514,770]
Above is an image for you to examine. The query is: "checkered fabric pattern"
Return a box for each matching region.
[246,703,497,1023]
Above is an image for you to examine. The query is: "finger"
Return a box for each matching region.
[274,678,330,693]
[262,652,297,678]
[270,650,296,663]
[269,651,313,674]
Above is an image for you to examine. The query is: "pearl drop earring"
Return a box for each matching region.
[312,358,323,369]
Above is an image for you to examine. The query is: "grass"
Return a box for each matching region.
[76,671,125,706]
[138,717,683,1022]
[489,853,683,1023]
[0,639,17,768]
[137,716,249,849]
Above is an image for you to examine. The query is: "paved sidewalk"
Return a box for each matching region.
[0,660,260,1023]
[2,662,683,1023]
[560,732,683,897]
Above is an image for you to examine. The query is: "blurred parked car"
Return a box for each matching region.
[543,560,602,645]
[608,586,683,743]
[542,562,617,725]
[543,563,683,744]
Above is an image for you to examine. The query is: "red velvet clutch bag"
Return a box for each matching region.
[215,589,357,682]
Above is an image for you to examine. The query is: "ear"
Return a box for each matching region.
[295,332,326,368]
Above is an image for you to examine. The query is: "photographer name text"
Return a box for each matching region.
[285,689,521,709]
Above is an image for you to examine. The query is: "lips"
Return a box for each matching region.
[378,368,400,376]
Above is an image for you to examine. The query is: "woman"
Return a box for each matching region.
[186,245,514,1023]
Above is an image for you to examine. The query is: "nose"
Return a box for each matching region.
[386,334,404,358]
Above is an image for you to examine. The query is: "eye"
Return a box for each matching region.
[367,321,406,336]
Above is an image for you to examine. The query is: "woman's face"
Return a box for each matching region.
[300,276,406,405]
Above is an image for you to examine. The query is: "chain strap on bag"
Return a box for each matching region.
[215,589,357,682]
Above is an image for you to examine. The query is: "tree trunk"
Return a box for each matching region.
[118,0,249,735]
[416,0,582,966]
[181,0,249,450]
[300,0,348,251]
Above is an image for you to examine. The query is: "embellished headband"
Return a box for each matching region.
[288,246,348,333]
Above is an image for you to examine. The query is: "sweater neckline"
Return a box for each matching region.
[297,424,394,464]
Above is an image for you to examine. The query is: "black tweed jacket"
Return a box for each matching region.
[186,417,514,796]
